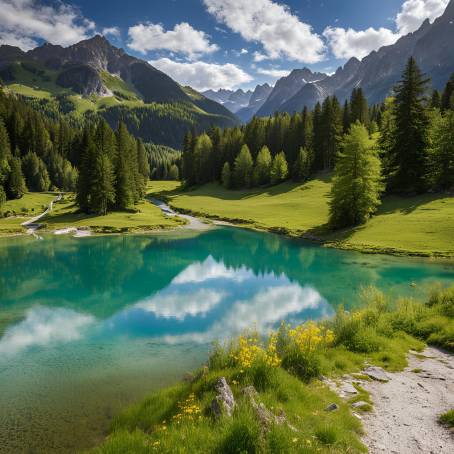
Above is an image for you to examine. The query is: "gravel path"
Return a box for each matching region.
[362,347,454,454]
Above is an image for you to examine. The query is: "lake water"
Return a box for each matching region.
[1,227,453,452]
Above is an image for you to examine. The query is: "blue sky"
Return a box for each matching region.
[0,0,450,90]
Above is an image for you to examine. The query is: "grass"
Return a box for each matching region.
[439,409,454,427]
[41,193,185,233]
[148,175,454,257]
[92,285,454,454]
[0,192,56,234]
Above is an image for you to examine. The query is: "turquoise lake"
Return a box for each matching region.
[1,227,453,452]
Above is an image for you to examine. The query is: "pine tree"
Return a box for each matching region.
[427,110,454,190]
[182,131,195,185]
[301,106,313,152]
[233,145,253,188]
[350,88,369,126]
[321,97,342,169]
[7,156,27,199]
[193,133,213,184]
[330,123,383,228]
[22,152,51,192]
[431,89,442,109]
[441,73,454,111]
[90,152,116,215]
[270,151,289,184]
[343,99,351,133]
[312,102,324,170]
[168,164,179,180]
[115,122,135,209]
[0,185,6,209]
[253,145,272,185]
[0,118,11,190]
[391,57,430,192]
[221,162,231,188]
[76,128,96,212]
[293,147,313,181]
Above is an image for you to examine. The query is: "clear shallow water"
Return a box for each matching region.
[0,227,453,452]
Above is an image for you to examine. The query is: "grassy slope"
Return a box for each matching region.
[93,282,454,454]
[150,177,454,257]
[41,192,184,233]
[0,192,56,233]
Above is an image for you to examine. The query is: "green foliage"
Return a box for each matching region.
[439,409,454,427]
[22,152,51,192]
[234,145,254,188]
[330,123,383,228]
[293,147,313,182]
[253,146,272,185]
[270,151,288,184]
[391,57,430,192]
[90,152,116,215]
[6,156,27,199]
[221,162,232,189]
[426,110,454,190]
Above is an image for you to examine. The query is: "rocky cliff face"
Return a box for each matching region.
[236,83,273,122]
[260,0,454,113]
[203,88,253,113]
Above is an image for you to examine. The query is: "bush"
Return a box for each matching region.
[427,286,454,318]
[343,327,384,353]
[439,409,454,427]
[281,348,321,382]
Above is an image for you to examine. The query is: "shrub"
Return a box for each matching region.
[219,408,260,454]
[343,326,384,353]
[427,286,454,318]
[439,409,454,427]
[281,348,321,382]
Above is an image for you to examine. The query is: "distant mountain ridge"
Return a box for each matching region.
[203,88,253,113]
[0,35,239,147]
[260,0,454,114]
[236,83,273,121]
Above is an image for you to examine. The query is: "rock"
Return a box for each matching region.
[363,366,390,382]
[339,382,359,397]
[351,401,370,409]
[325,403,339,412]
[211,377,235,417]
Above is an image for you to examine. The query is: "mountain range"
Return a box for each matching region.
[0,35,238,147]
[255,0,454,115]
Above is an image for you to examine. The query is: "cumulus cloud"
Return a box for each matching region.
[172,256,253,284]
[323,27,400,59]
[396,0,449,34]
[0,0,95,50]
[102,26,120,38]
[203,0,325,63]
[0,306,95,357]
[128,22,218,58]
[256,68,291,78]
[136,288,225,321]
[149,57,253,91]
[324,0,449,60]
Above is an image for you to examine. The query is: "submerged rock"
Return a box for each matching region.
[211,377,236,417]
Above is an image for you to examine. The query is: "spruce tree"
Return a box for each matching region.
[391,57,430,192]
[0,185,5,209]
[270,151,289,184]
[115,122,135,209]
[330,123,383,228]
[427,110,454,190]
[233,145,253,188]
[91,152,116,215]
[76,128,96,212]
[7,156,27,199]
[221,162,231,188]
[350,88,369,126]
[343,99,351,133]
[253,146,272,185]
[441,73,454,111]
[22,152,51,192]
[300,106,313,152]
[312,102,324,170]
[321,97,342,169]
[431,89,442,109]
[293,147,313,182]
[0,118,11,194]
[182,131,195,185]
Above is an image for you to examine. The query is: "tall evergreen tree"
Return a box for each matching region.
[270,151,289,184]
[391,57,430,192]
[7,156,27,199]
[253,145,272,185]
[293,147,313,182]
[233,145,253,188]
[330,123,383,228]
[0,118,11,189]
[22,151,50,192]
[115,122,135,209]
[90,152,116,215]
[441,73,454,111]
[342,99,351,133]
[321,96,342,169]
[350,88,369,126]
[221,162,231,189]
[430,89,442,109]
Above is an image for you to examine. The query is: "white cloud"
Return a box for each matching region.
[136,288,225,321]
[257,68,291,78]
[240,48,248,55]
[0,0,95,51]
[102,26,120,38]
[203,0,325,63]
[396,0,449,34]
[0,306,95,357]
[172,256,253,284]
[323,26,400,59]
[323,0,449,60]
[149,57,253,91]
[128,22,218,58]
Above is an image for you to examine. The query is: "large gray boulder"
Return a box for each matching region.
[211,377,236,417]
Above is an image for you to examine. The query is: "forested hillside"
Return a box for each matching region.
[183,59,454,229]
[0,88,182,215]
[0,36,239,148]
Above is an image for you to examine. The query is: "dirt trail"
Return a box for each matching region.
[362,347,454,453]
